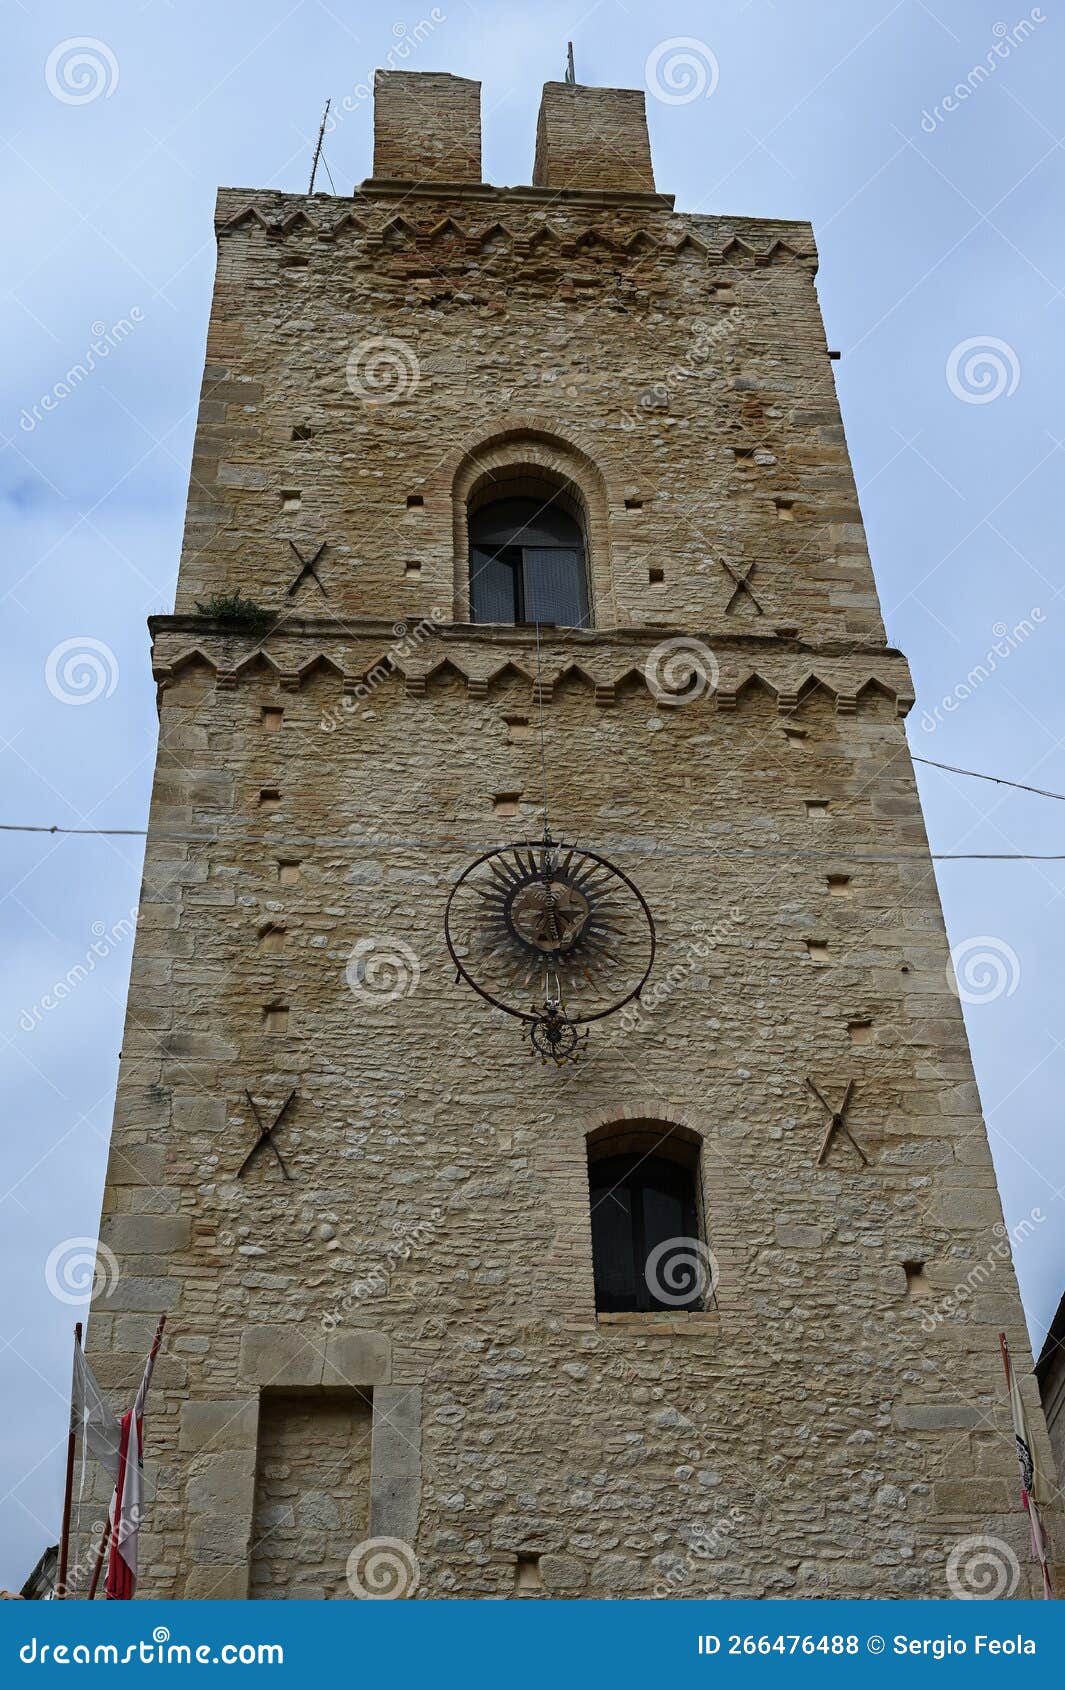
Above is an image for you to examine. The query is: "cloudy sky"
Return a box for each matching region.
[2,0,1063,1588]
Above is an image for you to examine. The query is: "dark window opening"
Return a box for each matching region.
[589,1150,704,1313]
[469,496,589,628]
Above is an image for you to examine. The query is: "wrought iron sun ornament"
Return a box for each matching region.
[445,624,655,1063]
[444,837,656,1064]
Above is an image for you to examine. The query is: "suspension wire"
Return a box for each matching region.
[0,822,1062,861]
[913,755,1065,803]
[534,620,550,845]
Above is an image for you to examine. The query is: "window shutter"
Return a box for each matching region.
[469,549,517,624]
[522,547,589,628]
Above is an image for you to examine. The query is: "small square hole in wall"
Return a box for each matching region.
[404,560,422,578]
[827,874,852,897]
[261,707,284,733]
[280,490,301,513]
[805,799,830,819]
[624,497,644,511]
[782,725,806,747]
[406,494,424,509]
[848,1019,874,1046]
[775,498,795,521]
[903,1261,932,1299]
[258,924,285,954]
[493,792,522,817]
[291,424,315,441]
[503,716,531,743]
[263,1004,289,1033]
[278,860,301,885]
[648,566,665,585]
[259,788,281,810]
[805,940,830,964]
[284,253,310,270]
[732,446,755,464]
[513,1554,543,1593]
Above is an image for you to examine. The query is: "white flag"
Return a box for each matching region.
[71,1346,121,1484]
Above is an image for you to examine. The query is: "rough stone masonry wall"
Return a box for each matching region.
[81,164,1062,1600]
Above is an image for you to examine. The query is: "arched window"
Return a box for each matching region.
[469,490,590,628]
[588,1138,705,1313]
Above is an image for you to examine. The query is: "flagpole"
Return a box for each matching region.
[56,1322,83,1600]
[86,1518,111,1601]
[103,1312,167,1601]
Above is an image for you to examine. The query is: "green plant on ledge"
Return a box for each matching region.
[193,591,274,634]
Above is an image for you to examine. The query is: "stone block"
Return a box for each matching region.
[238,1325,323,1388]
[321,1328,392,1387]
[100,1214,191,1255]
[183,1564,250,1600]
[180,1398,259,1453]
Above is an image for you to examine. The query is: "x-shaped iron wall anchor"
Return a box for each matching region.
[720,557,764,615]
[238,1087,297,1179]
[804,1077,869,1167]
[286,541,328,598]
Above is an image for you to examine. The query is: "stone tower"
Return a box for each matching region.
[83,70,1059,1600]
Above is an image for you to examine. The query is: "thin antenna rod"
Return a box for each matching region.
[565,42,576,84]
[309,100,331,193]
[535,621,550,844]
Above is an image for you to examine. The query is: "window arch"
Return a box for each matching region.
[448,428,613,624]
[468,475,590,628]
[587,1126,707,1313]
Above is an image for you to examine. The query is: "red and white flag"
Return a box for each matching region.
[1000,1333,1054,1600]
[106,1316,165,1601]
